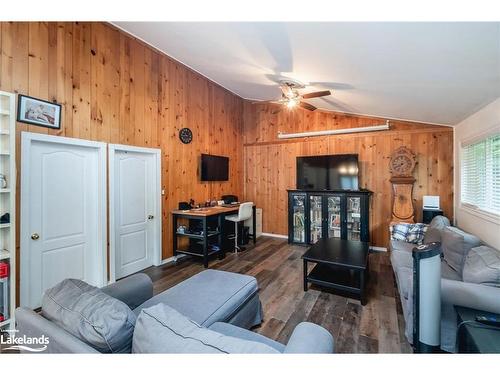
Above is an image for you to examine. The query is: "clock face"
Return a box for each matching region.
[391,155,412,174]
[389,146,416,176]
[179,128,193,144]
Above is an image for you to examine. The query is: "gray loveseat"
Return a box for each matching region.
[390,216,500,352]
[15,269,333,354]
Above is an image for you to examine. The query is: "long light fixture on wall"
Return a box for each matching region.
[277,120,390,139]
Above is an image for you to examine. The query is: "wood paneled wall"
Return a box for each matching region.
[0,21,455,265]
[0,22,244,262]
[242,103,454,247]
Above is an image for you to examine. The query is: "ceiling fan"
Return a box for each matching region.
[252,80,331,111]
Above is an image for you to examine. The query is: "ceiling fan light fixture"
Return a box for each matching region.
[286,98,299,109]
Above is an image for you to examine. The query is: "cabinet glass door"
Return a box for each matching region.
[291,194,306,243]
[347,196,362,241]
[327,196,342,238]
[309,195,323,243]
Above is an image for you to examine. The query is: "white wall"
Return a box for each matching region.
[454,98,500,249]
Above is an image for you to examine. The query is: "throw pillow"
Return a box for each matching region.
[406,223,428,244]
[390,223,428,244]
[390,223,410,241]
[441,227,481,276]
[423,215,450,243]
[463,246,500,287]
[42,278,137,353]
[132,304,279,353]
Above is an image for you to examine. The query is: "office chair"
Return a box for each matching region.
[225,202,253,253]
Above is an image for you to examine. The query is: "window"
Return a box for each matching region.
[461,133,500,217]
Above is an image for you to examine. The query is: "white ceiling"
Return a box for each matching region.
[114,22,500,125]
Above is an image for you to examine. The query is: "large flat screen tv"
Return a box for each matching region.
[201,154,229,181]
[296,154,359,190]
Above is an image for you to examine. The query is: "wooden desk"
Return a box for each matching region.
[172,204,256,268]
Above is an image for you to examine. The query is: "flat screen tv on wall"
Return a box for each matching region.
[296,154,359,190]
[201,154,229,181]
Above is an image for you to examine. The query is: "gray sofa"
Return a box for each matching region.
[390,216,500,352]
[15,269,333,354]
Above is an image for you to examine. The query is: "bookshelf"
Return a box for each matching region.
[0,91,16,330]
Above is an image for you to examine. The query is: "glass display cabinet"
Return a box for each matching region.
[288,190,371,245]
[347,196,362,241]
[328,196,342,239]
[309,195,323,243]
[289,193,306,244]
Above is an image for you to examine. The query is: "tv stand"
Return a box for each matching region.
[287,189,372,245]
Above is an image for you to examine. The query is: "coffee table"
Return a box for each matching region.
[302,238,370,305]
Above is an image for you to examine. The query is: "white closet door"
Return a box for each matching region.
[109,144,161,281]
[21,133,107,308]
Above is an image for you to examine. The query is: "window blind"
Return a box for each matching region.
[461,133,500,216]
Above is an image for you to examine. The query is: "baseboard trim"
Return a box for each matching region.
[261,232,288,239]
[370,246,387,252]
[160,256,175,265]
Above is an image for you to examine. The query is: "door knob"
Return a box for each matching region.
[31,233,40,240]
[148,215,154,220]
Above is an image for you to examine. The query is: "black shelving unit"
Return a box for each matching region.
[172,205,257,268]
[172,213,225,268]
[288,189,372,245]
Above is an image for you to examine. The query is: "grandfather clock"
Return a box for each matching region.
[389,146,417,223]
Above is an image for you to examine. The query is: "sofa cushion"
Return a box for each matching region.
[132,304,279,353]
[423,215,450,243]
[441,261,461,281]
[441,227,481,276]
[209,322,286,352]
[41,279,136,353]
[390,240,415,254]
[463,246,500,287]
[134,270,259,327]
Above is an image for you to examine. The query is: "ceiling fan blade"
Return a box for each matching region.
[299,101,317,111]
[301,90,331,99]
[251,100,282,105]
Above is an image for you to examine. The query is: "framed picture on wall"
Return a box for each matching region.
[17,94,61,129]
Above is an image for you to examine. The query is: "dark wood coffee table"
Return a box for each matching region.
[302,238,370,305]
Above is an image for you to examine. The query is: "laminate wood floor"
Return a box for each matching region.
[143,236,413,353]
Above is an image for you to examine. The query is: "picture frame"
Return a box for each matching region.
[17,94,61,129]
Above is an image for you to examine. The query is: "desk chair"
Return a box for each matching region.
[225,202,253,253]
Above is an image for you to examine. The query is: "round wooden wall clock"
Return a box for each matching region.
[389,146,417,223]
[179,128,193,144]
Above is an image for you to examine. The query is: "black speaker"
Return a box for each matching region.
[423,209,443,224]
